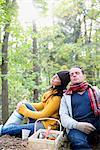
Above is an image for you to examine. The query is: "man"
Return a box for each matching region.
[59,66,100,150]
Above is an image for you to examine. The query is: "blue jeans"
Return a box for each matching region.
[1,122,44,137]
[67,128,100,150]
[25,103,36,123]
[67,129,92,150]
[1,103,44,137]
[67,117,100,150]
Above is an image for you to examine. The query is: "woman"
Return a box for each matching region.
[0,71,70,137]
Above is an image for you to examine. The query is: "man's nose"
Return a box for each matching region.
[73,73,76,76]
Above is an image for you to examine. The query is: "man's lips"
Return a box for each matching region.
[73,78,78,81]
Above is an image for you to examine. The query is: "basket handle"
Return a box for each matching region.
[34,117,62,132]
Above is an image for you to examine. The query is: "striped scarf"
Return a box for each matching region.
[65,81,100,116]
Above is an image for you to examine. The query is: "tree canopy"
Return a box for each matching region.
[0,0,100,122]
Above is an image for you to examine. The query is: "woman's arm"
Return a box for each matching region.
[32,102,44,111]
[18,96,61,119]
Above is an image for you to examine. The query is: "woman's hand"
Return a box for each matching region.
[17,104,28,117]
[16,100,28,110]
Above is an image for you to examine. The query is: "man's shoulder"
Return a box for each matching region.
[92,86,100,99]
[91,86,100,93]
[63,93,70,96]
[62,93,71,100]
[92,86,100,91]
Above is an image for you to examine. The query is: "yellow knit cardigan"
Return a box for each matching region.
[32,89,61,129]
[18,89,61,130]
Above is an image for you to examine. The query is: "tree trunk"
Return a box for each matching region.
[1,24,9,123]
[83,14,88,44]
[32,21,40,102]
[88,19,92,43]
[1,0,16,123]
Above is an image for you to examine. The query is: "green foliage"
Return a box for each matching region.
[0,0,100,115]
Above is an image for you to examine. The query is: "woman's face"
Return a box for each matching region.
[51,74,61,86]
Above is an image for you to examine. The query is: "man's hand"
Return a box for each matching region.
[76,122,96,134]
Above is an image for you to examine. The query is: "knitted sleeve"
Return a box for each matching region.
[19,96,61,119]
[32,102,44,111]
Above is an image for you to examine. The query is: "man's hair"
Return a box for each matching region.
[71,66,85,74]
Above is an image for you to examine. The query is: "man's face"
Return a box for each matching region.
[70,68,85,84]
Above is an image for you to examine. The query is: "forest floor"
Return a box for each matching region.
[0,135,28,150]
[0,134,100,150]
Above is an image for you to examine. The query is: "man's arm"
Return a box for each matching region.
[59,95,78,129]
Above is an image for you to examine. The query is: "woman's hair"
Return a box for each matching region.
[49,70,70,96]
[50,85,66,96]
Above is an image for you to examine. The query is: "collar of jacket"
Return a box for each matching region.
[42,89,58,102]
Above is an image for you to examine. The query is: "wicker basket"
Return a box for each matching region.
[28,118,63,150]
